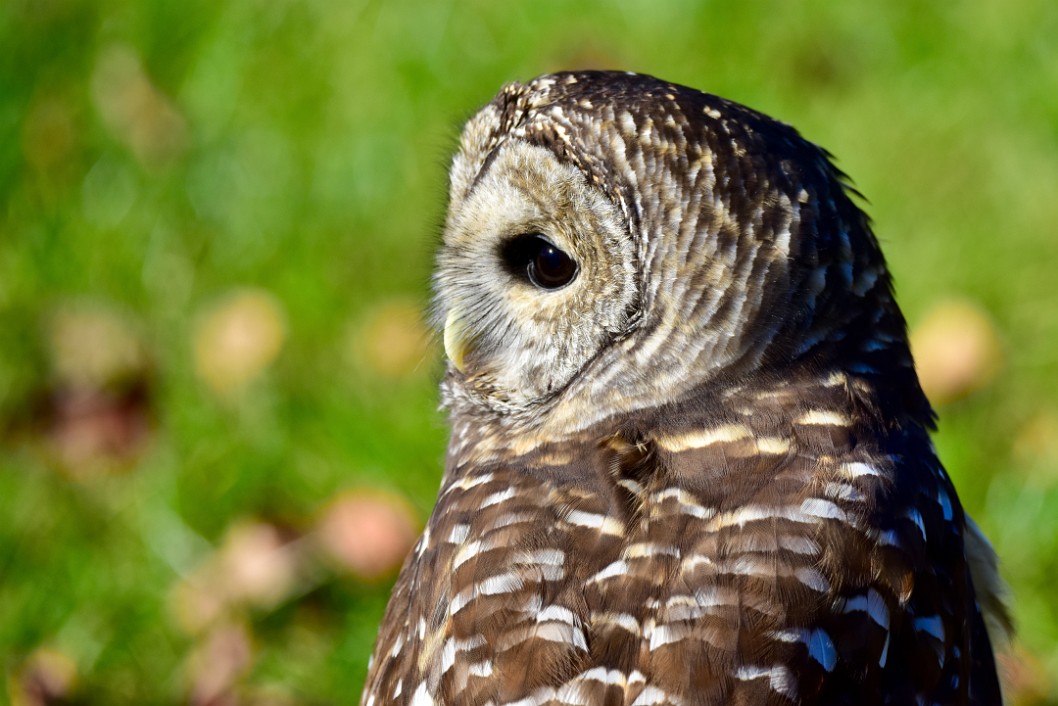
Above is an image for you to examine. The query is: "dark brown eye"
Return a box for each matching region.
[501,234,578,290]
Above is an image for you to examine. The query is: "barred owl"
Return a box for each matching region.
[362,71,1008,706]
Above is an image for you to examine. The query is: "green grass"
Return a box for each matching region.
[2,0,1057,702]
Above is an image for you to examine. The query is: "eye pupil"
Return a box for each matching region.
[530,243,577,289]
[501,234,579,290]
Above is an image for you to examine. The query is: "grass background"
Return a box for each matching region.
[2,0,1057,703]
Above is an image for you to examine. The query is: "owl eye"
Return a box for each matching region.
[502,234,579,290]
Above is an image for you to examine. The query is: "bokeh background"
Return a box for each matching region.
[2,0,1057,703]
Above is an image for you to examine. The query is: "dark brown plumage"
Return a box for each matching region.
[362,71,1007,706]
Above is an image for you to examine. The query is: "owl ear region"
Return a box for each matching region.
[443,307,472,373]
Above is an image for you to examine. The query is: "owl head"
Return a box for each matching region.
[433,71,923,434]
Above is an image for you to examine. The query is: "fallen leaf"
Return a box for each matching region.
[186,623,253,706]
[39,302,152,474]
[91,44,187,167]
[45,384,151,473]
[999,644,1053,706]
[909,298,1003,406]
[22,92,77,176]
[193,290,286,396]
[349,299,432,379]
[47,302,146,390]
[171,521,304,635]
[10,647,77,706]
[314,489,419,580]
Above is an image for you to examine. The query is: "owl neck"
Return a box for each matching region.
[442,301,934,463]
[443,337,935,496]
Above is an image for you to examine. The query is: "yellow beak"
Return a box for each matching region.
[443,308,471,373]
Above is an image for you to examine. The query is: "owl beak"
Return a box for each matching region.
[443,308,471,373]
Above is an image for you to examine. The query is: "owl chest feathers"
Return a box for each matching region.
[363,376,990,706]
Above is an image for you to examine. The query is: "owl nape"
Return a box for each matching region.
[362,71,1008,706]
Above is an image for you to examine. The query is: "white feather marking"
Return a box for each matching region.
[593,612,641,636]
[443,472,494,495]
[452,534,507,569]
[537,605,578,626]
[773,628,838,671]
[852,266,880,296]
[840,462,884,479]
[588,560,629,583]
[906,508,927,541]
[654,424,751,451]
[713,503,824,529]
[914,615,946,642]
[478,571,522,596]
[577,667,627,687]
[778,535,821,554]
[519,548,565,566]
[410,682,433,706]
[680,554,714,571]
[844,588,890,630]
[800,497,848,522]
[502,687,556,706]
[623,542,680,559]
[447,523,470,544]
[389,632,404,658]
[565,510,625,535]
[795,567,831,592]
[651,488,716,519]
[648,623,693,650]
[937,488,953,521]
[480,487,518,508]
[823,370,848,387]
[440,638,456,673]
[877,529,902,548]
[415,526,430,557]
[824,482,865,503]
[734,665,797,698]
[754,437,791,454]
[490,511,535,530]
[796,410,850,426]
[630,685,672,705]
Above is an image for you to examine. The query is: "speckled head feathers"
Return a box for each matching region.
[434,71,925,434]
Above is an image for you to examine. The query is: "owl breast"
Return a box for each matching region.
[363,374,992,706]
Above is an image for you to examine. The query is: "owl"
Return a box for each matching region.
[361,71,1009,706]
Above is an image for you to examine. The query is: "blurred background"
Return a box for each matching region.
[2,0,1057,703]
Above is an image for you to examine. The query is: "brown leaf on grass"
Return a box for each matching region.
[171,521,304,635]
[44,384,151,473]
[22,92,77,177]
[48,303,147,389]
[39,303,152,474]
[1012,409,1058,485]
[1000,645,1054,706]
[91,44,187,167]
[186,623,253,706]
[313,489,419,581]
[1014,410,1058,462]
[348,299,432,379]
[193,290,286,396]
[10,647,77,706]
[909,298,1004,406]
